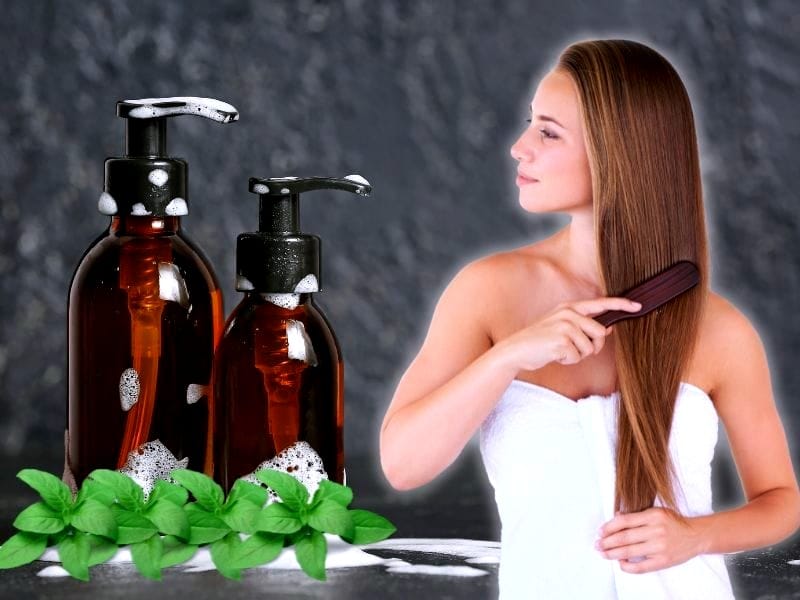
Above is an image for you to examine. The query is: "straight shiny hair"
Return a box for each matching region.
[556,39,709,525]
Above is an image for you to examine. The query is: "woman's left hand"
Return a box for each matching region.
[595,507,708,573]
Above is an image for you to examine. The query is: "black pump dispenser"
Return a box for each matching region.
[236,175,372,293]
[102,97,239,218]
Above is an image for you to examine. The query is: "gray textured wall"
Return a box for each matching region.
[0,1,797,474]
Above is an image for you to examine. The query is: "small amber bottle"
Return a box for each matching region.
[211,175,371,493]
[66,97,238,490]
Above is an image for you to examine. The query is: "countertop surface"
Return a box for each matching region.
[0,446,798,599]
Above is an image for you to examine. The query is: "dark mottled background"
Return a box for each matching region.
[0,0,798,509]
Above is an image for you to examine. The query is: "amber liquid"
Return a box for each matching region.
[211,293,344,493]
[67,216,224,485]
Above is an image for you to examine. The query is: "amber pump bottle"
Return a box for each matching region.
[66,97,238,490]
[211,175,372,493]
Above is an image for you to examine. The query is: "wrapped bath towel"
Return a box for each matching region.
[479,379,737,599]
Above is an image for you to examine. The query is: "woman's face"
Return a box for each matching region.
[510,69,592,213]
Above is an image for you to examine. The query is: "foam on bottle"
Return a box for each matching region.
[119,368,140,411]
[252,183,269,194]
[123,97,239,123]
[98,192,118,215]
[131,203,152,216]
[186,383,208,405]
[236,275,255,291]
[148,169,169,187]
[158,262,190,308]
[286,320,318,366]
[344,173,370,195]
[240,440,328,503]
[117,439,189,499]
[165,197,188,216]
[261,274,318,309]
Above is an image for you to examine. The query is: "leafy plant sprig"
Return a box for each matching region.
[0,467,396,582]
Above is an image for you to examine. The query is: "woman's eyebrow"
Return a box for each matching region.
[528,106,566,129]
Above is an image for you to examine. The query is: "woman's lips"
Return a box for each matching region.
[516,173,538,186]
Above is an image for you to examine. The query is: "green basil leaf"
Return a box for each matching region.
[48,529,69,546]
[85,533,119,566]
[13,502,65,534]
[0,531,48,568]
[254,469,308,511]
[233,531,283,569]
[210,531,242,580]
[159,535,198,568]
[226,479,268,509]
[147,480,188,508]
[311,479,353,509]
[342,509,397,545]
[143,500,190,540]
[111,506,157,544]
[16,469,73,512]
[131,534,163,580]
[71,498,118,540]
[185,504,230,545]
[88,470,144,511]
[58,532,91,581]
[255,502,303,534]
[170,469,224,512]
[308,499,354,539]
[294,529,327,581]
[76,479,116,506]
[220,500,260,534]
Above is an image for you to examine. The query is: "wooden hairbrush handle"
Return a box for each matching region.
[593,260,699,327]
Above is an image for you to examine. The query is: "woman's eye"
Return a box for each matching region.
[539,128,557,140]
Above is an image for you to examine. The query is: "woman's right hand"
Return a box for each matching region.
[496,297,643,372]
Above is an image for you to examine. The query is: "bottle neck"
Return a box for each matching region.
[109,215,181,235]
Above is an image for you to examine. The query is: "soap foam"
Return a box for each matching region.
[236,275,255,291]
[293,274,319,293]
[118,439,189,499]
[263,293,300,310]
[252,183,269,194]
[131,203,152,216]
[148,169,169,187]
[344,173,371,195]
[386,564,488,577]
[119,368,140,411]
[124,97,239,123]
[186,383,208,405]
[98,192,118,215]
[165,198,188,216]
[280,187,290,194]
[240,440,328,503]
[286,320,318,366]
[158,262,190,308]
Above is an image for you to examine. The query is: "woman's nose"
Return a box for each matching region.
[510,131,533,162]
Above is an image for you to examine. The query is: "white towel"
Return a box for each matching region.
[479,379,737,600]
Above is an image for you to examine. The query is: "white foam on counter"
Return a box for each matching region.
[124,97,239,123]
[286,320,318,366]
[386,564,488,577]
[165,198,188,216]
[98,192,118,215]
[119,368,140,411]
[148,169,169,187]
[131,203,152,216]
[36,565,70,577]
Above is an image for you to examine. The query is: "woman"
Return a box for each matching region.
[379,39,800,599]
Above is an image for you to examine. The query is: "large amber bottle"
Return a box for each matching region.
[66,97,238,490]
[211,176,371,493]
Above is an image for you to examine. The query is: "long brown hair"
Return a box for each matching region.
[556,39,709,523]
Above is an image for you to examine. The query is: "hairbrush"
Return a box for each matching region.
[593,260,699,327]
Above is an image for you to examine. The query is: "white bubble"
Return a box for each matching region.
[158,262,190,308]
[287,320,318,366]
[280,187,290,194]
[293,274,319,293]
[98,192,118,215]
[263,293,300,309]
[165,198,188,216]
[118,439,189,499]
[148,169,169,187]
[119,368,140,411]
[240,440,328,503]
[186,383,208,405]
[236,275,255,291]
[252,183,269,194]
[344,173,370,186]
[36,565,70,577]
[131,203,152,216]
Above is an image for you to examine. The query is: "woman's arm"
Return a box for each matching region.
[379,256,520,491]
[696,296,800,553]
